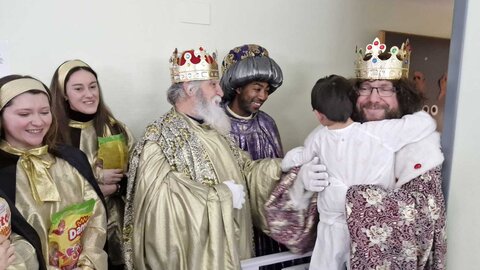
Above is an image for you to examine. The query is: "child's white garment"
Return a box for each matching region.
[292,111,436,270]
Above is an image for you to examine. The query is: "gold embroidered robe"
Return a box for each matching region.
[124,109,281,270]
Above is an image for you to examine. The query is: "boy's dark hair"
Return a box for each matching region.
[311,74,353,122]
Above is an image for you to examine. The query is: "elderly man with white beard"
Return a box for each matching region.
[123,47,282,270]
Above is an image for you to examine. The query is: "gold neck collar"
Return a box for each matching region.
[69,119,94,129]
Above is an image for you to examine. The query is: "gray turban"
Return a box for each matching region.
[220,44,283,102]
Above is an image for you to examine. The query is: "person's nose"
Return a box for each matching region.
[367,88,382,102]
[31,114,43,126]
[84,88,95,97]
[216,84,224,97]
[258,89,269,101]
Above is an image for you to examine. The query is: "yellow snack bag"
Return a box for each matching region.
[0,197,11,238]
[98,134,128,170]
[48,199,95,269]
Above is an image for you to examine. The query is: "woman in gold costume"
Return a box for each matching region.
[0,75,107,269]
[50,60,133,269]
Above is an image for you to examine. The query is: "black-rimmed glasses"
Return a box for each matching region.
[357,86,396,97]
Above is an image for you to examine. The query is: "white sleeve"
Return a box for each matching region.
[301,125,324,163]
[364,111,436,151]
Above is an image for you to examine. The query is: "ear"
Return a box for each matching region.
[235,87,242,95]
[183,82,195,97]
[313,110,325,123]
[313,109,323,121]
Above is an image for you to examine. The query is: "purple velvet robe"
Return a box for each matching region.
[227,108,298,270]
[227,110,284,160]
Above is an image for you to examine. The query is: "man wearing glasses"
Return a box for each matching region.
[285,38,447,269]
[348,39,447,269]
[281,74,436,270]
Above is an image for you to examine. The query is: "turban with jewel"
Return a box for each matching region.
[220,44,283,102]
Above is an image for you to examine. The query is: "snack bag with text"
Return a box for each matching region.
[0,197,11,238]
[48,199,95,270]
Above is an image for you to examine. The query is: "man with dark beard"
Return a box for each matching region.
[220,44,299,270]
[123,47,282,270]
[284,37,447,269]
[348,77,447,269]
[220,44,284,160]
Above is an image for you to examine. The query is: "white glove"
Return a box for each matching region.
[281,146,305,172]
[223,180,246,209]
[297,157,329,192]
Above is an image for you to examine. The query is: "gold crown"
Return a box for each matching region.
[169,47,219,83]
[355,37,410,80]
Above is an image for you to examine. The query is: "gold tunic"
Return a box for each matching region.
[69,119,134,265]
[7,233,39,269]
[124,109,281,270]
[14,152,107,269]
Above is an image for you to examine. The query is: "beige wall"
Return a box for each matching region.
[0,0,454,149]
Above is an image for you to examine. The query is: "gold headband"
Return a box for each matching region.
[0,78,49,110]
[57,60,90,94]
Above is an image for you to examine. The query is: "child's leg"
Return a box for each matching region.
[309,222,350,270]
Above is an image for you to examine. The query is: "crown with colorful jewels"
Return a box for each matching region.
[355,37,411,80]
[169,47,219,84]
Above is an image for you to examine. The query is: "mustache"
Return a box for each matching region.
[361,101,389,110]
[212,95,222,105]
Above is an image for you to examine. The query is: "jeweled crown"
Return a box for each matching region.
[355,37,411,80]
[169,47,219,84]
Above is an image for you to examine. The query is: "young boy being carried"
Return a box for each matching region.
[282,74,436,270]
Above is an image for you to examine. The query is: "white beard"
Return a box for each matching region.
[195,92,231,135]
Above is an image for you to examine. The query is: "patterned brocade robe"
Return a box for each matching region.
[346,133,447,269]
[123,108,282,270]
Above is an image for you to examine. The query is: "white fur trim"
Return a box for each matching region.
[395,132,444,187]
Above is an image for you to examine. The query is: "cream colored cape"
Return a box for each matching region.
[69,119,134,265]
[14,153,107,269]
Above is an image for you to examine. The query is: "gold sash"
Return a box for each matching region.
[0,141,60,202]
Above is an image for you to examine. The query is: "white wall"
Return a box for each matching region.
[447,0,480,268]
[0,0,454,150]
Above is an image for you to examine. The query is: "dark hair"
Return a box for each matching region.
[311,75,353,122]
[350,78,425,122]
[50,65,129,144]
[0,75,59,150]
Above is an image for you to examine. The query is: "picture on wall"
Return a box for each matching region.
[379,31,450,133]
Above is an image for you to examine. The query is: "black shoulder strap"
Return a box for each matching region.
[0,151,19,202]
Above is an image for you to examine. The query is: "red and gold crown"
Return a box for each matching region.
[169,47,219,83]
[355,37,411,80]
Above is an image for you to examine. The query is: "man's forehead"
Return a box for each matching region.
[198,79,219,85]
[247,81,269,87]
[361,80,393,87]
